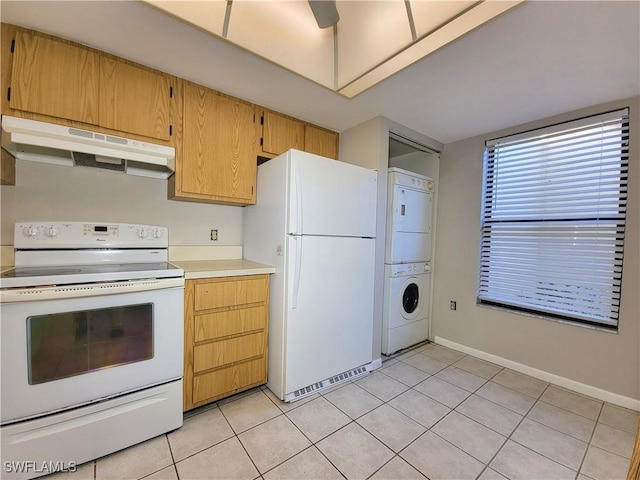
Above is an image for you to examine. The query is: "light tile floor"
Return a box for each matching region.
[46,342,638,480]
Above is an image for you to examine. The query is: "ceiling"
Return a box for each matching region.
[143,0,521,98]
[0,1,638,145]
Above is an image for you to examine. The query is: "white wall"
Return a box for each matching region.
[0,160,244,248]
[339,117,442,362]
[389,151,439,180]
[433,97,640,403]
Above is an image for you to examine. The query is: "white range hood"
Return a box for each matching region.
[1,116,175,179]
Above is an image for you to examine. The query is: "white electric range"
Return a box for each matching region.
[0,222,185,480]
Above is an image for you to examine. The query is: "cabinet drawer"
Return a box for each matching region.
[192,357,266,404]
[194,331,266,373]
[195,305,266,342]
[194,276,268,311]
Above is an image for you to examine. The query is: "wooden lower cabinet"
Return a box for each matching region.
[192,358,266,405]
[183,275,269,411]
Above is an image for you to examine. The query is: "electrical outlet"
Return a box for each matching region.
[210,229,218,241]
[450,300,457,311]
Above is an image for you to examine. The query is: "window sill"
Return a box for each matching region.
[475,301,619,334]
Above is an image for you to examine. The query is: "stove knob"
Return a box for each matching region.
[26,225,39,237]
[137,228,147,239]
[424,264,430,272]
[153,229,163,239]
[47,226,58,237]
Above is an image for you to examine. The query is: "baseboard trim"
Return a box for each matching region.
[434,336,640,412]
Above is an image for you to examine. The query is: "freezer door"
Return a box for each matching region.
[284,235,374,394]
[288,151,377,237]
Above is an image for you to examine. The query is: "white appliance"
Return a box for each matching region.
[385,167,434,264]
[244,149,378,402]
[0,222,184,480]
[1,116,176,179]
[382,262,431,354]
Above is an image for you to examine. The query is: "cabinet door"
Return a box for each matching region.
[180,84,256,203]
[99,56,172,141]
[183,276,269,410]
[304,125,339,159]
[10,31,99,124]
[1,149,15,185]
[261,110,305,156]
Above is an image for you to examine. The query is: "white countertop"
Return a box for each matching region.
[171,259,275,279]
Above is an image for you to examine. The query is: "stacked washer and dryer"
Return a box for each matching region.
[382,167,435,355]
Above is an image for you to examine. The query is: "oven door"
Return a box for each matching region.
[0,283,184,424]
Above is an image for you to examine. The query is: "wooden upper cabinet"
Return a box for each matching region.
[259,109,339,160]
[174,83,257,204]
[5,28,174,144]
[261,110,305,157]
[1,149,16,186]
[99,57,172,141]
[304,125,339,160]
[10,31,99,124]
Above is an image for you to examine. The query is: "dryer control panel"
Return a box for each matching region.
[388,167,434,192]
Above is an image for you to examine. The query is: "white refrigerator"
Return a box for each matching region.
[244,149,377,402]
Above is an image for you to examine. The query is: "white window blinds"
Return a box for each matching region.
[478,109,629,328]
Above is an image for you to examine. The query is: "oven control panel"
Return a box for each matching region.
[14,222,169,249]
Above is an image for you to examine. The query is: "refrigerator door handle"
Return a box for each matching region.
[291,236,302,309]
[295,162,303,234]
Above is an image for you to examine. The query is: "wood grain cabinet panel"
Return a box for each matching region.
[171,82,257,205]
[195,306,267,342]
[184,275,269,411]
[4,26,177,146]
[258,109,339,160]
[10,31,99,124]
[194,276,268,311]
[99,57,172,141]
[1,149,16,185]
[193,331,266,373]
[304,125,339,159]
[261,110,305,157]
[192,358,266,405]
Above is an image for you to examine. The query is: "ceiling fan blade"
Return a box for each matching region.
[308,0,340,28]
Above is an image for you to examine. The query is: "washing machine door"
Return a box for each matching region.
[400,278,422,320]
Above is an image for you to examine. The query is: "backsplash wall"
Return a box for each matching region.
[0,161,244,247]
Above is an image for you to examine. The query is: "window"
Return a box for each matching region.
[478,109,629,329]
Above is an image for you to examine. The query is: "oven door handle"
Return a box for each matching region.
[0,277,185,303]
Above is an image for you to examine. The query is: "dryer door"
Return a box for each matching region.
[390,186,432,234]
[386,186,433,263]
